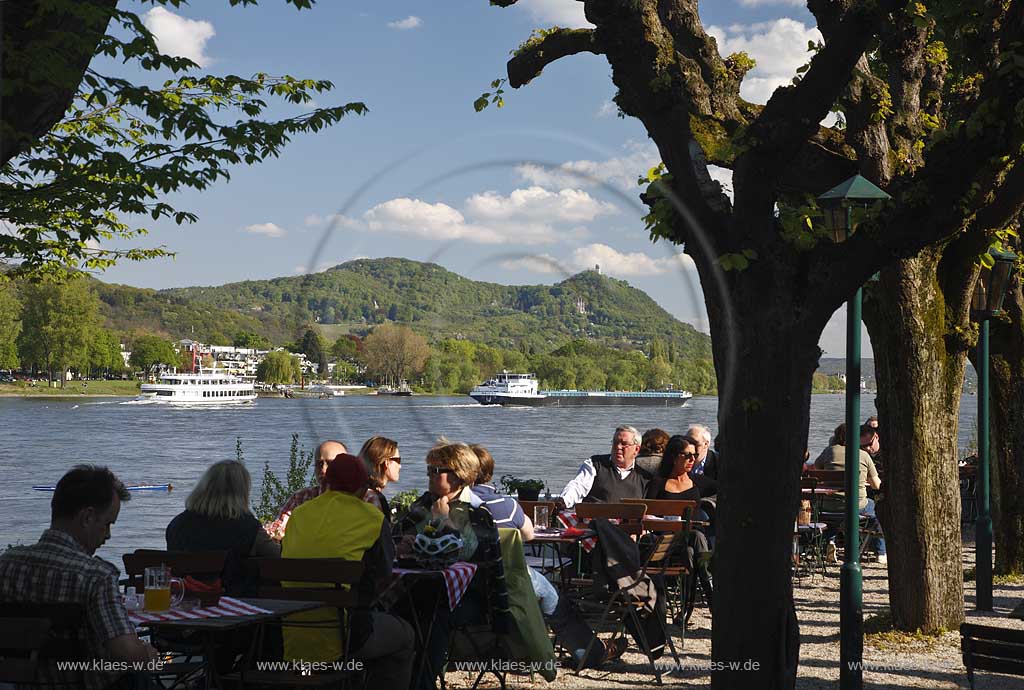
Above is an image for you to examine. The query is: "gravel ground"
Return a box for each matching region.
[442,540,1024,689]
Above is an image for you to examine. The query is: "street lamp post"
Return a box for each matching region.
[818,174,890,690]
[971,248,1017,611]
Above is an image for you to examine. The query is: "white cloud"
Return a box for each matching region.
[570,243,695,277]
[143,7,216,67]
[364,198,502,243]
[706,19,822,105]
[464,187,615,224]
[304,214,323,227]
[596,100,618,118]
[387,16,422,30]
[708,165,734,200]
[243,222,286,238]
[514,0,591,28]
[515,141,660,194]
[500,254,564,274]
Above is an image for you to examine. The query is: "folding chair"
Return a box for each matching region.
[804,470,880,562]
[224,558,364,688]
[794,477,828,579]
[519,501,557,528]
[625,499,704,621]
[575,525,688,685]
[0,617,50,684]
[122,549,228,673]
[122,549,227,591]
[569,503,647,592]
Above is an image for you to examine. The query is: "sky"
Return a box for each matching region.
[95,0,871,357]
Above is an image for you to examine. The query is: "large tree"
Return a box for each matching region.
[17,278,102,385]
[1,0,364,275]
[858,2,1024,632]
[361,324,429,388]
[0,285,21,370]
[484,1,1024,687]
[976,261,1024,575]
[129,334,178,372]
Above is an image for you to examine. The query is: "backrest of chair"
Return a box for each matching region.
[519,501,557,527]
[960,623,1024,677]
[623,498,696,519]
[575,502,647,535]
[800,477,818,491]
[0,603,85,683]
[122,549,227,590]
[805,469,844,488]
[0,618,50,683]
[256,558,363,609]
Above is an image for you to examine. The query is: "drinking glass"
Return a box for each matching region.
[534,504,550,530]
[143,566,185,611]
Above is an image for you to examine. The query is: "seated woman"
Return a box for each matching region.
[645,435,716,621]
[166,460,280,597]
[646,435,718,502]
[359,435,401,517]
[394,441,509,690]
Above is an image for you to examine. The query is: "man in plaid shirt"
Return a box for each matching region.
[0,465,159,689]
[263,439,347,541]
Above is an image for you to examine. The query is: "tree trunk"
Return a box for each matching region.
[983,281,1024,574]
[863,250,966,632]
[710,292,820,690]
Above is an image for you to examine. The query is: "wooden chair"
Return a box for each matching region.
[575,527,689,685]
[574,502,647,536]
[804,469,844,489]
[224,558,364,688]
[0,617,51,683]
[122,549,227,591]
[0,603,84,686]
[961,622,1024,689]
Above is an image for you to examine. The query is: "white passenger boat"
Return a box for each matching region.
[139,370,257,405]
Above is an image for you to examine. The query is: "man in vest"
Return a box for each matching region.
[556,425,652,508]
[282,453,414,689]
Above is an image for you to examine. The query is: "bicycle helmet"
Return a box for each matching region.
[412,530,463,570]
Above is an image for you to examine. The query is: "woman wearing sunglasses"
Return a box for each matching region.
[647,434,718,501]
[359,435,401,517]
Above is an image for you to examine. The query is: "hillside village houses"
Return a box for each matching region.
[118,339,321,379]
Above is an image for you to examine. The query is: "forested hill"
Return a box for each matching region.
[160,257,712,356]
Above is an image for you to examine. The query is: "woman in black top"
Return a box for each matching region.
[646,435,719,501]
[166,460,280,597]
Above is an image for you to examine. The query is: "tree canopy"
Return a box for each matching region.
[1,0,365,276]
[128,334,178,371]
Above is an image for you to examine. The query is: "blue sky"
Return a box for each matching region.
[98,0,867,356]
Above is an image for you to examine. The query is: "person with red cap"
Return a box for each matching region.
[282,453,413,689]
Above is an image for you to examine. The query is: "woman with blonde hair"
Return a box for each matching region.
[358,435,401,516]
[166,460,279,596]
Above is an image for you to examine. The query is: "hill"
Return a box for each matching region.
[160,257,712,357]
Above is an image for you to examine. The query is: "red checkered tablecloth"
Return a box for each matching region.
[556,511,600,552]
[393,562,478,611]
[128,596,272,625]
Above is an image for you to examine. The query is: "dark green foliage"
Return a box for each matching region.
[128,334,178,371]
[252,433,315,524]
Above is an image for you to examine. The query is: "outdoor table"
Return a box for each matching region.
[384,562,479,686]
[132,597,323,688]
[528,528,586,585]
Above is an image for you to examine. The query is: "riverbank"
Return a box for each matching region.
[0,380,141,397]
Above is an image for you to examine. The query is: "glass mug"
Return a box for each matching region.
[533,505,550,530]
[143,566,185,611]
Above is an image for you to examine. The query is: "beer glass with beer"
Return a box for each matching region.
[143,566,185,611]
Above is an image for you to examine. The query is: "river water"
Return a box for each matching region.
[0,393,978,566]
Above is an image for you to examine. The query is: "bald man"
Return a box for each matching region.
[263,439,347,541]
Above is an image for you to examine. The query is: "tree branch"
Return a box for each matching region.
[507,29,602,88]
[1,0,119,166]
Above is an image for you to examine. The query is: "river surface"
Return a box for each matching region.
[0,393,979,567]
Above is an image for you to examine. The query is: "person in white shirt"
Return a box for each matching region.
[556,425,650,509]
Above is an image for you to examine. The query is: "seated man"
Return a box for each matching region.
[686,424,720,480]
[471,445,626,668]
[282,453,414,690]
[0,465,159,690]
[263,439,346,540]
[556,425,651,509]
[814,424,886,565]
